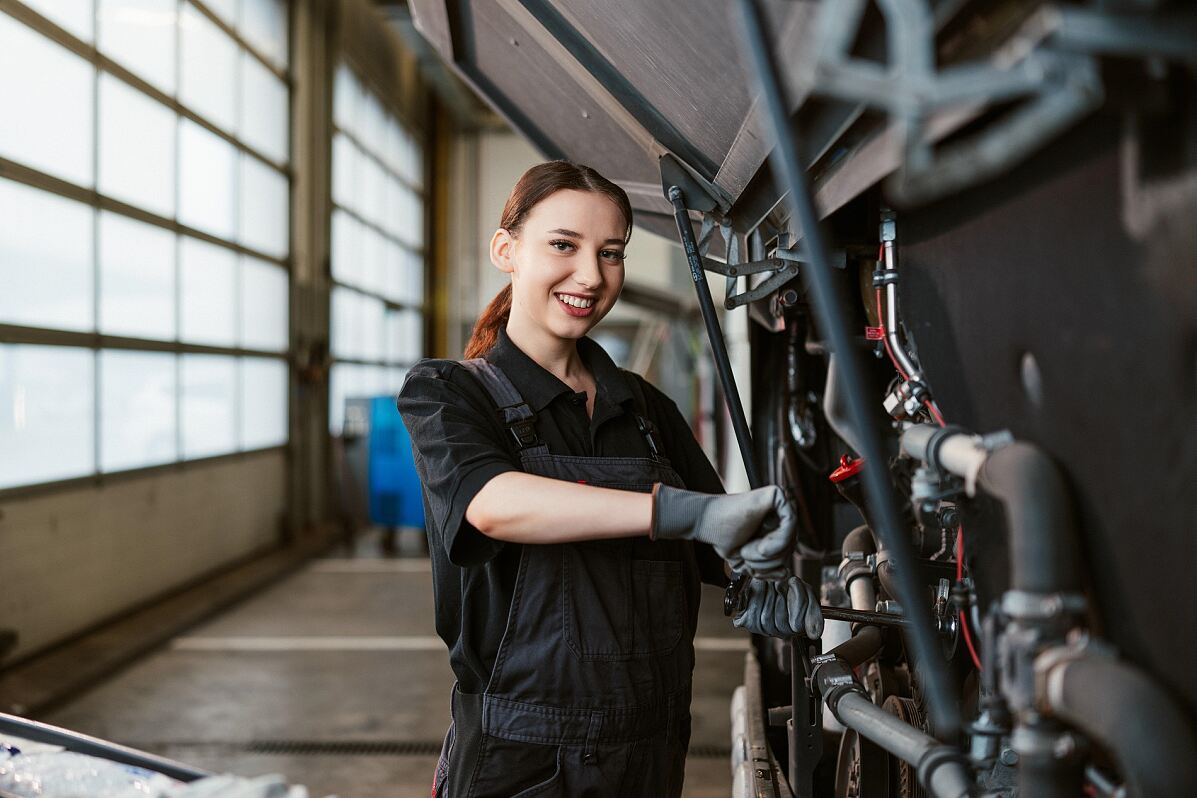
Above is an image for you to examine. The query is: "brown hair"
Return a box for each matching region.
[463,161,633,359]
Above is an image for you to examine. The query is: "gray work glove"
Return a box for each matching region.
[733,575,823,639]
[652,484,796,579]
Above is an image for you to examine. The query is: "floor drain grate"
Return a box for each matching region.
[245,740,444,756]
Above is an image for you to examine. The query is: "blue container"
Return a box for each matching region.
[367,397,425,529]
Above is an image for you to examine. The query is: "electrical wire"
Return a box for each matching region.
[956,527,984,671]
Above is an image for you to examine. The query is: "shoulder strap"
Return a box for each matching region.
[459,358,549,455]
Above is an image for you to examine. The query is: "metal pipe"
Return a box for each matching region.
[879,213,923,381]
[900,424,989,496]
[667,187,761,489]
[837,694,976,798]
[735,0,959,739]
[841,524,877,613]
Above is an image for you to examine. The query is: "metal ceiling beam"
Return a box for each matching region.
[514,0,720,181]
[443,0,566,159]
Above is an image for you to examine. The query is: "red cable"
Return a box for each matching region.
[925,400,946,427]
[957,527,984,671]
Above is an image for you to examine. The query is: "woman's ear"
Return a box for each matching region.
[489,228,516,274]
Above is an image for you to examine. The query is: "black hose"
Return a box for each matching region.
[976,443,1079,594]
[734,0,960,738]
[1048,654,1197,798]
[830,624,884,668]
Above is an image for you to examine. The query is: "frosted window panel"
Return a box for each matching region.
[240,53,289,164]
[330,287,363,360]
[98,75,176,217]
[399,310,424,363]
[396,190,424,249]
[383,118,400,175]
[99,350,176,472]
[0,345,94,489]
[361,295,386,363]
[330,209,363,288]
[400,132,422,188]
[333,64,359,133]
[22,0,94,42]
[240,256,288,352]
[331,134,357,212]
[98,212,175,340]
[0,180,93,331]
[97,0,177,94]
[361,93,386,161]
[384,311,402,364]
[0,17,94,186]
[362,365,388,398]
[181,354,236,458]
[240,0,288,69]
[179,4,237,132]
[361,226,385,297]
[239,356,287,449]
[405,252,426,307]
[180,237,237,346]
[383,239,403,304]
[179,120,237,240]
[362,158,386,230]
[239,155,289,259]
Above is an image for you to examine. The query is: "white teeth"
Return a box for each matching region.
[556,293,594,309]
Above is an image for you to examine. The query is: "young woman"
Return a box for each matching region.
[397,161,821,797]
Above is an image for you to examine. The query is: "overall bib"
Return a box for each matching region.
[433,358,699,798]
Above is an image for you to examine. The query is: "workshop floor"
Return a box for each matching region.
[40,529,745,797]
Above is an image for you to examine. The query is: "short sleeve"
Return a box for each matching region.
[396,360,518,566]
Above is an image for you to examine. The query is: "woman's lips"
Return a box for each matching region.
[555,293,596,318]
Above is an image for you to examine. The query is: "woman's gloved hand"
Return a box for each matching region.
[732,575,823,639]
[652,484,796,579]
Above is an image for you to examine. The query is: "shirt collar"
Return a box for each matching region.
[484,328,634,412]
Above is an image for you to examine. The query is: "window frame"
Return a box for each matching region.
[0,0,294,500]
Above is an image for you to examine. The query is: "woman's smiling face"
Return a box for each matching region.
[492,188,628,343]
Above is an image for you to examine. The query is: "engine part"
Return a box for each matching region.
[1039,645,1197,798]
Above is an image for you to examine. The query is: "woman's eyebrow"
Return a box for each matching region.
[546,227,624,246]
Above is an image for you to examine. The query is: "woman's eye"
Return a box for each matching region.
[601,250,627,262]
[549,240,575,252]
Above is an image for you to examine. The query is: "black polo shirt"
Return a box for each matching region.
[396,328,726,694]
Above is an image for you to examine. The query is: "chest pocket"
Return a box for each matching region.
[562,539,685,661]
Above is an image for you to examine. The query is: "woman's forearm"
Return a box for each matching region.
[466,471,653,544]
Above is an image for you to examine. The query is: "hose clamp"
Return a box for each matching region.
[1001,590,1087,621]
[1034,635,1116,716]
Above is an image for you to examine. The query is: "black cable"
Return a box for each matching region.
[733,0,961,739]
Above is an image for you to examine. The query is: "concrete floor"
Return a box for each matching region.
[40,530,746,797]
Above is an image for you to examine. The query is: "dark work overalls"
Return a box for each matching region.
[433,358,699,798]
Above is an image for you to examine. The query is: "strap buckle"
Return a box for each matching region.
[508,417,541,450]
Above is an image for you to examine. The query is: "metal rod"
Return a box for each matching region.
[734,0,960,738]
[822,606,912,628]
[667,187,761,489]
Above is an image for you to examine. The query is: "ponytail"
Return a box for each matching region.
[465,284,513,359]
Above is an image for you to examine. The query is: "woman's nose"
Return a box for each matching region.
[573,254,603,289]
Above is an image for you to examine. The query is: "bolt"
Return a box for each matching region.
[999,747,1019,766]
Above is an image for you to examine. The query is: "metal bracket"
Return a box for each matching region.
[791,0,1196,204]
